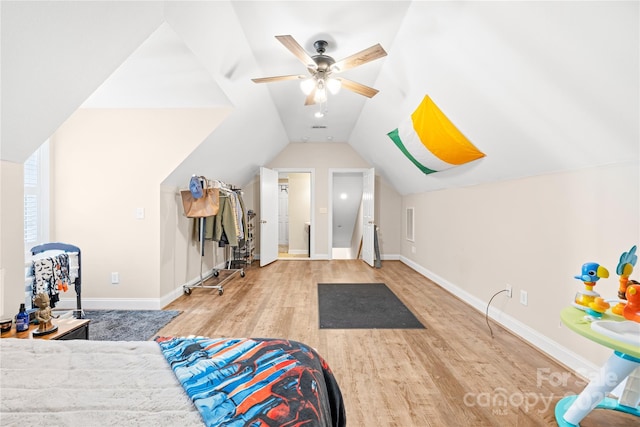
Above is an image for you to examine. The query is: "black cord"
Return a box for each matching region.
[485,289,509,339]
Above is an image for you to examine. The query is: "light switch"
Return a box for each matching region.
[136,207,145,219]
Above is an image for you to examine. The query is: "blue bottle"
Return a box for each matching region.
[16,303,29,332]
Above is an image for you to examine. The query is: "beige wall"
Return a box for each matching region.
[401,162,639,367]
[0,161,26,317]
[267,143,402,258]
[376,176,402,258]
[51,108,226,307]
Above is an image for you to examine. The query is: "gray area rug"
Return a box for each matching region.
[318,283,425,329]
[84,310,181,341]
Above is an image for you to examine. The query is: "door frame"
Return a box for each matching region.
[328,168,371,260]
[274,168,316,260]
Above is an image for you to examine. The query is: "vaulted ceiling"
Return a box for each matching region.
[1,1,637,195]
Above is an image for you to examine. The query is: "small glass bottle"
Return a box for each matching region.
[15,303,29,332]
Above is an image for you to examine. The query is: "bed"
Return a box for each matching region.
[0,336,345,427]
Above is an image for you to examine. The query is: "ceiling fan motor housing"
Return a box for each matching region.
[313,40,328,54]
[311,40,336,74]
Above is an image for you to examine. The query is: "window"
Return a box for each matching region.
[23,141,50,307]
[406,207,414,242]
[24,140,50,253]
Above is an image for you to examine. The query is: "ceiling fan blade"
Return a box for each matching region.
[332,44,387,72]
[252,74,304,84]
[339,78,380,98]
[275,35,316,69]
[304,88,317,106]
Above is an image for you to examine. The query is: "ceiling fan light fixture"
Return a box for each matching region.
[314,87,327,104]
[326,78,341,95]
[253,35,387,104]
[313,79,327,103]
[300,78,315,95]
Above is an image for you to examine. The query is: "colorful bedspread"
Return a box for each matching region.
[155,336,346,427]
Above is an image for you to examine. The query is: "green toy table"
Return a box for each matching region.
[555,306,640,426]
[559,306,639,358]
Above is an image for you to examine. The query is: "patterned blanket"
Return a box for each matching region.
[155,336,345,427]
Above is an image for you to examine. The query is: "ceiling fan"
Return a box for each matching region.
[252,35,387,105]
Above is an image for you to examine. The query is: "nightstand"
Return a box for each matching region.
[0,318,90,340]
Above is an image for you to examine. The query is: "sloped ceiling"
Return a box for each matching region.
[0,1,165,162]
[1,1,637,195]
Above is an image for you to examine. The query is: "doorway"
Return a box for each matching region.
[277,171,312,259]
[330,172,363,259]
[328,168,374,263]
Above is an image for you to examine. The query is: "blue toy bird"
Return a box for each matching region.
[575,262,609,283]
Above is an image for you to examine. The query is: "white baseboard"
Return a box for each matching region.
[57,297,161,311]
[160,267,219,308]
[58,268,219,311]
[288,249,308,255]
[399,256,599,376]
[381,254,400,261]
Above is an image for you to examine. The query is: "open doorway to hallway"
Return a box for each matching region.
[278,171,311,259]
[330,171,365,260]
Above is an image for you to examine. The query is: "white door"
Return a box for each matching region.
[260,167,279,266]
[278,187,289,246]
[361,168,375,267]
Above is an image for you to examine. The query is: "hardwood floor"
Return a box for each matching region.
[159,260,637,426]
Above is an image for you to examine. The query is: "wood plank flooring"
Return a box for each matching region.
[159,260,637,426]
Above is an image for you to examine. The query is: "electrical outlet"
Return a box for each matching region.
[520,290,528,306]
[111,272,119,284]
[506,284,512,298]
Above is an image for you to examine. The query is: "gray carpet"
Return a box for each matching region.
[318,283,425,329]
[83,310,181,341]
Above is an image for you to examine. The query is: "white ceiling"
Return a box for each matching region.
[1,1,637,195]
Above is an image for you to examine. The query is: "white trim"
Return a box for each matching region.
[56,268,218,311]
[399,256,599,377]
[287,249,308,255]
[381,254,400,261]
[56,297,161,311]
[159,268,217,308]
[313,253,330,260]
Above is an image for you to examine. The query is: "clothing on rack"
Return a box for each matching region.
[193,187,247,248]
[31,253,72,308]
[214,190,245,247]
[182,177,248,296]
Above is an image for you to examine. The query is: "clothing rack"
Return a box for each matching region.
[182,177,246,296]
[29,242,83,319]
